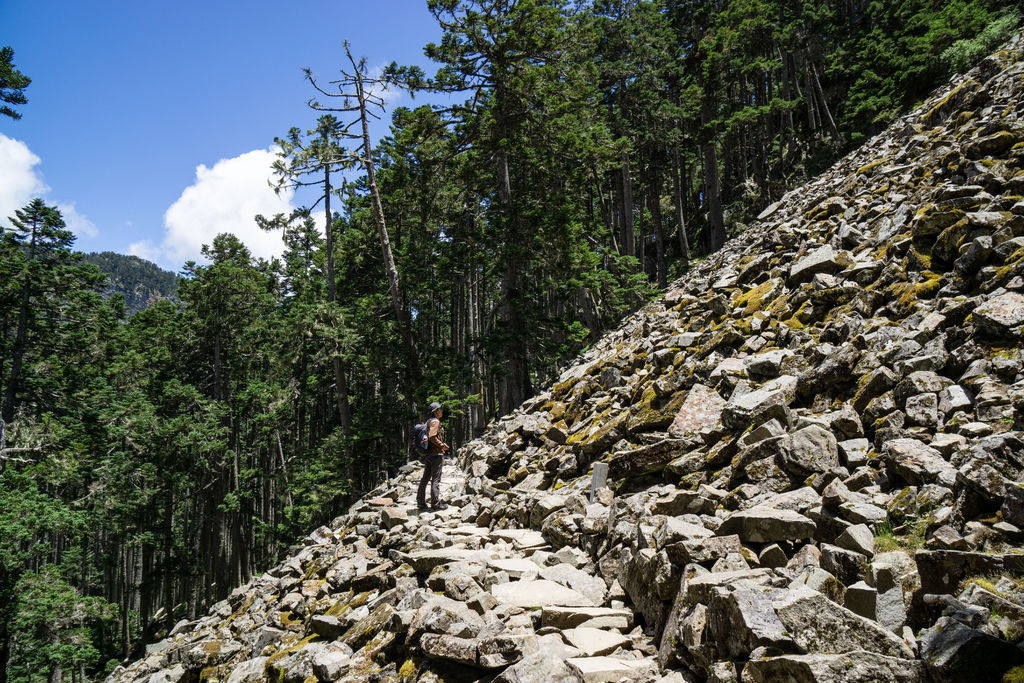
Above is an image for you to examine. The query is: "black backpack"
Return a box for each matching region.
[412,422,430,455]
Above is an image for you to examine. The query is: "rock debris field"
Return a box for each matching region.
[111,33,1024,683]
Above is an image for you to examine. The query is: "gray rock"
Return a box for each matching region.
[707,587,795,659]
[905,392,939,428]
[844,581,878,621]
[181,640,243,671]
[820,543,868,585]
[420,633,478,666]
[974,291,1024,338]
[562,627,630,657]
[919,616,1024,683]
[491,579,595,608]
[146,665,186,683]
[915,550,1024,594]
[478,632,538,668]
[880,438,957,487]
[721,376,798,431]
[620,548,675,636]
[772,587,914,658]
[565,656,656,682]
[664,534,742,565]
[541,606,632,630]
[776,425,840,476]
[310,646,352,681]
[838,438,871,468]
[410,594,485,638]
[743,651,924,682]
[836,524,875,556]
[790,567,846,605]
[309,614,344,640]
[494,649,579,683]
[717,507,816,543]
[790,245,846,284]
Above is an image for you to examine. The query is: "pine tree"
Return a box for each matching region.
[0,47,30,121]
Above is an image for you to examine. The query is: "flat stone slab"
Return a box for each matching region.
[669,384,726,437]
[491,579,596,608]
[562,627,630,657]
[717,507,816,543]
[541,606,633,630]
[566,656,652,683]
[487,558,541,579]
[975,292,1024,337]
[489,529,548,549]
[406,548,482,574]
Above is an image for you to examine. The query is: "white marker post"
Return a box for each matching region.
[589,462,609,503]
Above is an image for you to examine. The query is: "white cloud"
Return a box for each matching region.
[0,133,50,226]
[0,135,99,240]
[128,239,163,264]
[57,201,99,238]
[157,149,295,266]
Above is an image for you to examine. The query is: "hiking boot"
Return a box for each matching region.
[432,503,449,511]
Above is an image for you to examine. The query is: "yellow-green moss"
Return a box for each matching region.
[1003,666,1024,683]
[886,271,942,315]
[399,659,417,679]
[278,610,303,628]
[733,279,781,318]
[856,159,890,176]
[265,634,321,682]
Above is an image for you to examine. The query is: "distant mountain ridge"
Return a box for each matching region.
[83,251,178,315]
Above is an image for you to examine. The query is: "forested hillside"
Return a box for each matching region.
[0,1,1020,679]
[82,252,178,315]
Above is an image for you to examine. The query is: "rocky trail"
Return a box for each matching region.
[112,33,1024,683]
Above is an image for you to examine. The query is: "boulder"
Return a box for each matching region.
[919,616,1024,683]
[776,425,840,476]
[491,579,595,608]
[974,292,1024,338]
[744,651,924,682]
[880,438,957,487]
[669,384,726,437]
[772,587,914,658]
[707,587,795,659]
[420,633,479,666]
[562,627,630,657]
[717,507,816,543]
[721,376,798,431]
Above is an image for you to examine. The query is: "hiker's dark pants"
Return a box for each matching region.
[418,455,443,507]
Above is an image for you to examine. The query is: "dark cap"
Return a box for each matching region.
[428,402,442,413]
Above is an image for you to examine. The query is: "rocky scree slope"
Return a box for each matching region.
[111,35,1024,683]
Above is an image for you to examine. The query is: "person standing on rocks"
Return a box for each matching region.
[417,402,450,511]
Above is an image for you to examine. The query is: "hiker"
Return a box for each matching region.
[416,402,450,510]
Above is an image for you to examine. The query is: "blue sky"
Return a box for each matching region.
[0,0,447,271]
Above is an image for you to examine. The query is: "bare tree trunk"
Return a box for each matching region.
[701,97,726,253]
[648,180,667,288]
[347,45,423,392]
[672,148,690,269]
[620,153,635,258]
[47,632,61,683]
[808,57,842,141]
[0,568,10,683]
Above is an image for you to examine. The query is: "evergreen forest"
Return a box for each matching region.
[1,1,1019,679]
